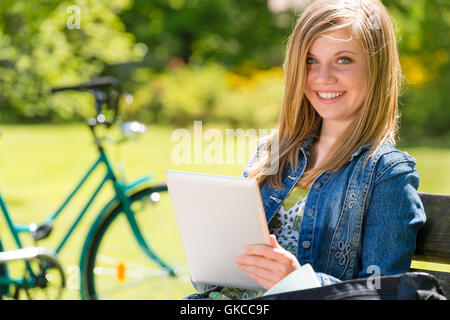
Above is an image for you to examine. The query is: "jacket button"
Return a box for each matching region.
[313,182,322,189]
[307,209,315,217]
[302,241,311,249]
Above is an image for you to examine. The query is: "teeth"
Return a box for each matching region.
[318,91,344,99]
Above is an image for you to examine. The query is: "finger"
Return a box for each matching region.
[237,263,280,290]
[269,234,281,249]
[244,244,291,263]
[236,254,274,269]
[236,254,288,276]
[269,234,277,248]
[241,269,273,290]
[237,263,274,282]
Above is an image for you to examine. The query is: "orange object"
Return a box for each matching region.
[117,262,126,282]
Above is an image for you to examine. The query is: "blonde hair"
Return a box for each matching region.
[248,0,403,189]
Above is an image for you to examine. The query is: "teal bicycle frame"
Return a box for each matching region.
[0,136,172,295]
[0,144,150,252]
[1,77,178,298]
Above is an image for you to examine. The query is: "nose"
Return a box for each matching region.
[314,63,337,84]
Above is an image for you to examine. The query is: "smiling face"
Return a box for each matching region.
[304,27,369,130]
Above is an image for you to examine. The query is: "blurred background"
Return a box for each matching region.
[0,0,449,299]
[1,0,448,137]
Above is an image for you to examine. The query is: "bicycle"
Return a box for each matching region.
[0,77,191,299]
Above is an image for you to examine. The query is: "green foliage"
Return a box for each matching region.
[119,0,294,71]
[120,0,450,140]
[215,67,284,127]
[0,0,448,142]
[128,63,283,127]
[0,0,145,122]
[388,0,450,140]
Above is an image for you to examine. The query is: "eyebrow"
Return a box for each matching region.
[307,50,357,56]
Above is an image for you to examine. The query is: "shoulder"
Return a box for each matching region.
[369,141,418,185]
[241,134,272,178]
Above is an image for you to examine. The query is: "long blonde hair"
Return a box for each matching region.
[248,0,403,189]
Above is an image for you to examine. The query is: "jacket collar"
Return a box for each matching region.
[349,143,372,161]
[299,134,316,159]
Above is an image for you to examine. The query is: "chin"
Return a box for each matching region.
[314,108,347,120]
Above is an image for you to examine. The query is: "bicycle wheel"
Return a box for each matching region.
[23,253,66,300]
[0,240,10,299]
[80,184,194,299]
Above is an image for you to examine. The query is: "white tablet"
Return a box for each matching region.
[165,170,271,290]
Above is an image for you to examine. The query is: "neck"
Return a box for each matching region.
[319,119,351,146]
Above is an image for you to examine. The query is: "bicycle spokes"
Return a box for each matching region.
[82,187,194,299]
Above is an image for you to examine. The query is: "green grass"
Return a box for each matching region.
[0,123,246,300]
[400,146,450,194]
[0,123,448,299]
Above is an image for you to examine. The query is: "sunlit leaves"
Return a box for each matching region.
[0,0,144,121]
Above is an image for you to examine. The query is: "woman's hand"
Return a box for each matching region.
[235,235,301,290]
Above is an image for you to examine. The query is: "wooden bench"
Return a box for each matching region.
[411,192,450,298]
[257,192,450,300]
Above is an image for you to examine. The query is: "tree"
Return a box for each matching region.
[0,0,145,122]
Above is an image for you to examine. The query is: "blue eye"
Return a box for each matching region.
[306,57,352,64]
[338,57,352,64]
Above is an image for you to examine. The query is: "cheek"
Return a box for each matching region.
[338,69,360,88]
[340,69,369,102]
[349,70,369,100]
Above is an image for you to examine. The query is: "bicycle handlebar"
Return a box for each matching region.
[50,76,119,93]
[51,76,122,129]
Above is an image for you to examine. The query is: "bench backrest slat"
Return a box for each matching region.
[415,193,450,262]
[413,192,450,297]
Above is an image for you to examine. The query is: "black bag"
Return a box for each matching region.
[253,272,447,300]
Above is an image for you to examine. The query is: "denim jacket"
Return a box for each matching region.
[239,135,426,286]
[191,135,426,295]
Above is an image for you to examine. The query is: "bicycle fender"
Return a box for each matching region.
[79,196,119,282]
[124,174,153,192]
[80,174,152,271]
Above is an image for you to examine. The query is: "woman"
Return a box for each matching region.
[187,0,426,299]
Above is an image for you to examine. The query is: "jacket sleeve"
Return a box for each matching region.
[313,160,426,286]
[240,153,426,289]
[357,160,426,278]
